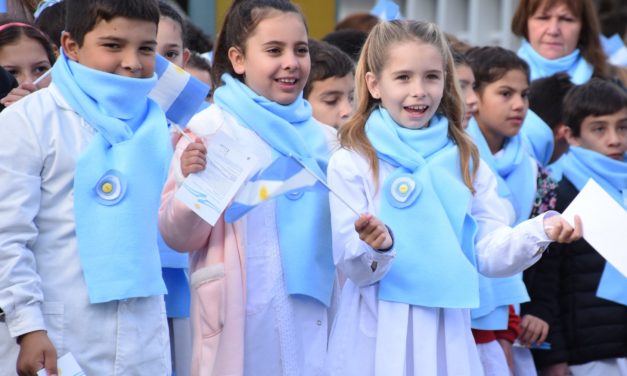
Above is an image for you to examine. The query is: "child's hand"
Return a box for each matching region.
[16,330,57,376]
[543,214,582,243]
[519,314,549,347]
[354,213,393,250]
[181,138,207,177]
[0,82,38,107]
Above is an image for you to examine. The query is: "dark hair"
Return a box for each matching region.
[0,65,18,112]
[562,78,627,136]
[0,21,56,65]
[465,46,530,94]
[511,0,609,77]
[322,29,367,62]
[211,0,306,87]
[335,12,379,33]
[158,0,185,46]
[34,0,66,48]
[303,39,354,98]
[65,0,160,46]
[529,73,574,131]
[187,51,211,73]
[184,20,213,53]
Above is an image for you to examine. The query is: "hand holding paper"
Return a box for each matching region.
[543,214,582,243]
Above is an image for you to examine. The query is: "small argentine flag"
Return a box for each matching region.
[225,155,328,223]
[600,34,627,67]
[149,54,210,126]
[370,0,402,21]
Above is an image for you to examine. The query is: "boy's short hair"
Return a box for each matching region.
[65,0,160,46]
[563,78,627,136]
[158,0,186,46]
[187,51,211,73]
[304,39,354,98]
[34,0,65,48]
[322,29,367,62]
[529,73,574,131]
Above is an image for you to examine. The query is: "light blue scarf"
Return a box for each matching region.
[467,118,533,329]
[551,147,627,306]
[520,110,554,166]
[213,74,334,306]
[517,39,594,84]
[367,108,479,308]
[52,50,170,303]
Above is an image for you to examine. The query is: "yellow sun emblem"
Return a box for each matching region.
[101,182,113,194]
[259,186,269,201]
[398,183,409,194]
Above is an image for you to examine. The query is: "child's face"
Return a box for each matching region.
[229,11,310,105]
[0,35,51,85]
[567,108,627,160]
[157,16,189,67]
[365,40,444,129]
[475,69,529,151]
[455,63,478,129]
[307,73,355,129]
[62,17,157,78]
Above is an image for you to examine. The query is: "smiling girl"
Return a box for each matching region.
[158,1,336,375]
[326,21,581,375]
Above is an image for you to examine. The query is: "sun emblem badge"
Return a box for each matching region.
[94,170,127,205]
[385,173,421,208]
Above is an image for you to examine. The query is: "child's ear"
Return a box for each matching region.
[563,125,580,146]
[182,48,191,67]
[365,72,380,100]
[61,31,80,62]
[228,46,246,75]
[554,124,569,141]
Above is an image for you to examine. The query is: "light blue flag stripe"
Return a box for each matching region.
[370,0,401,21]
[0,0,6,12]
[149,54,210,126]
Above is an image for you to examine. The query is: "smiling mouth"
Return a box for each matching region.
[276,78,298,85]
[404,105,429,114]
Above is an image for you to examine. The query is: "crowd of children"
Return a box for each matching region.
[0,0,625,375]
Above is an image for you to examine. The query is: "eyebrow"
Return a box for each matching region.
[98,36,157,46]
[262,40,308,47]
[319,90,344,97]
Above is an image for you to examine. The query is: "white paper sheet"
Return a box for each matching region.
[176,130,258,225]
[561,179,627,277]
[37,352,85,376]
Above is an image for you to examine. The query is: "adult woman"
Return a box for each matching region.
[511,0,625,84]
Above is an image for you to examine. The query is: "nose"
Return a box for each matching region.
[338,96,353,121]
[22,71,38,85]
[411,80,426,98]
[466,89,478,111]
[547,17,560,35]
[512,94,527,111]
[607,127,623,147]
[282,51,299,71]
[121,51,142,75]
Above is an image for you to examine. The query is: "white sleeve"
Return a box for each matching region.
[327,149,395,287]
[0,107,45,337]
[472,161,552,278]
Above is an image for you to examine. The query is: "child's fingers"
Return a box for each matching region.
[354,214,373,233]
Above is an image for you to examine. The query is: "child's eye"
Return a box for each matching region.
[426,74,440,80]
[165,51,179,59]
[140,46,156,54]
[103,43,121,49]
[323,99,339,106]
[500,91,512,98]
[296,47,309,56]
[5,68,18,76]
[396,75,409,81]
[34,65,50,74]
[267,47,281,55]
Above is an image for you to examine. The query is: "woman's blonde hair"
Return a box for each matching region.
[339,20,478,192]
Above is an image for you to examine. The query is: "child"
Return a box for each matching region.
[158,0,336,375]
[451,48,478,128]
[34,0,65,53]
[528,73,575,163]
[184,52,212,100]
[464,45,552,376]
[157,0,190,67]
[0,0,172,375]
[304,39,354,129]
[522,78,627,376]
[326,20,581,375]
[0,20,55,106]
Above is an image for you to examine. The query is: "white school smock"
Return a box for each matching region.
[326,148,552,376]
[0,84,171,375]
[184,105,336,375]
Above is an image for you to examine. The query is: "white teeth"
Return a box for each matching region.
[406,105,428,111]
[277,78,296,84]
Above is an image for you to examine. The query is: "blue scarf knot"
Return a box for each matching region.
[551,147,627,306]
[367,108,479,308]
[213,74,335,306]
[517,39,594,84]
[52,50,170,303]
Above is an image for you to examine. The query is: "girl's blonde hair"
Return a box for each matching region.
[339,20,478,192]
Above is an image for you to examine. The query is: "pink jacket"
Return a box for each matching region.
[159,134,247,376]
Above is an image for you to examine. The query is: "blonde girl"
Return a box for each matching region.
[326,20,581,376]
[159,0,335,375]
